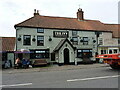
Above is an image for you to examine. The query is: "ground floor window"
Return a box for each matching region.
[108,49,118,54]
[30,49,49,59]
[109,50,112,54]
[77,49,92,58]
[113,49,118,53]
[101,50,107,54]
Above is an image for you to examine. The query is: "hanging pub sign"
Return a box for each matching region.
[53,31,69,38]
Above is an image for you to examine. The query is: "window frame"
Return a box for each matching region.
[72,31,78,36]
[113,49,118,53]
[37,28,44,33]
[37,36,44,46]
[72,37,78,45]
[77,49,92,58]
[109,50,112,54]
[30,49,49,59]
[99,38,103,45]
[83,37,88,45]
[101,50,107,54]
[23,35,31,45]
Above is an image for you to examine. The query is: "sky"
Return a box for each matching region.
[0,0,119,37]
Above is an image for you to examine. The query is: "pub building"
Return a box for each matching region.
[14,8,120,65]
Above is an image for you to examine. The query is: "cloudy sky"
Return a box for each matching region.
[0,0,119,37]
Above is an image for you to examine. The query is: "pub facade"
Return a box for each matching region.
[14,8,119,65]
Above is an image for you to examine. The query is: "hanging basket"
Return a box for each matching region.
[80,40,83,42]
[32,38,36,42]
[70,39,73,42]
[17,37,21,41]
[49,38,52,41]
[93,40,96,43]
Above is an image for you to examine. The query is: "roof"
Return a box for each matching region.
[53,38,75,52]
[0,37,16,51]
[104,24,120,38]
[15,15,110,32]
[14,13,120,38]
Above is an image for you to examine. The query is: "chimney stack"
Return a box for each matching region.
[34,9,40,16]
[77,8,84,20]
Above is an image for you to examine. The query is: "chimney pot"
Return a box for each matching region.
[34,9,36,13]
[37,10,39,13]
[34,9,40,16]
[77,8,84,20]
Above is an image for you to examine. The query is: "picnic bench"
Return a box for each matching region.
[32,59,47,67]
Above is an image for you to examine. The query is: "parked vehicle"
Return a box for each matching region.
[96,53,120,69]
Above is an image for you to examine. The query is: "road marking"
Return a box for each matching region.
[67,75,120,82]
[0,83,32,87]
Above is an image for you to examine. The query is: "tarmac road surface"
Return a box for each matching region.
[2,65,120,88]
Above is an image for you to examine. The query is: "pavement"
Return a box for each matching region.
[2,63,109,74]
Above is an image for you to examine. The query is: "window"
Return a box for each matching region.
[99,38,103,45]
[30,49,49,59]
[72,31,78,36]
[109,50,112,54]
[37,28,44,33]
[101,50,107,54]
[37,36,44,46]
[23,35,31,45]
[72,37,78,45]
[77,49,92,58]
[77,50,82,57]
[114,49,118,53]
[83,37,88,45]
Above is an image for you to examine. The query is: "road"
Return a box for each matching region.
[2,66,120,88]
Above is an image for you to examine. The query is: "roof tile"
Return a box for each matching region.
[0,37,16,51]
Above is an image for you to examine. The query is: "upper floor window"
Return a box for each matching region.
[72,31,78,36]
[72,37,78,45]
[99,38,103,45]
[83,37,88,45]
[23,35,31,45]
[37,28,44,33]
[37,36,44,46]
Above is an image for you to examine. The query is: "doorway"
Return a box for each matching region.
[64,48,69,64]
[51,53,55,61]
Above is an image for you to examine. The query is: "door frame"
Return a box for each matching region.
[64,48,70,64]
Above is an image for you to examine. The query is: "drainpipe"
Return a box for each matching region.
[95,31,100,63]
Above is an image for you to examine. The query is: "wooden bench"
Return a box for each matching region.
[32,59,47,67]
